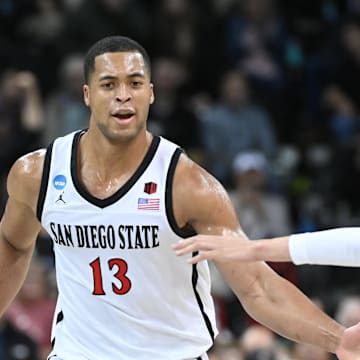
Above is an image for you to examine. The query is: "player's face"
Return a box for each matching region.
[83,51,154,142]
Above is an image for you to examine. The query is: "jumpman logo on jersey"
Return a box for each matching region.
[56,191,66,204]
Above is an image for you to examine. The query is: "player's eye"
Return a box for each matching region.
[101,82,114,89]
[131,81,143,87]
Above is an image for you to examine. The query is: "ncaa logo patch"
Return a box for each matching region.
[53,174,67,190]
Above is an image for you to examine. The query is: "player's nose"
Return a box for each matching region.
[115,83,131,103]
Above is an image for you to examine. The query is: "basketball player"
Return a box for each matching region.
[172,228,360,267]
[0,35,359,360]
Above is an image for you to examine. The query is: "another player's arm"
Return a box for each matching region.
[173,234,291,264]
[174,228,360,267]
[172,155,345,354]
[0,151,44,317]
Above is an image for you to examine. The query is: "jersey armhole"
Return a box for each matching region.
[36,141,54,221]
[165,148,197,238]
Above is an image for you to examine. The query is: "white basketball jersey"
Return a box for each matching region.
[38,131,217,360]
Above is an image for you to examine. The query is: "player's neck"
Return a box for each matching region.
[79,129,152,177]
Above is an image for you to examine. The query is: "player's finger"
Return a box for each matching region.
[172,237,200,250]
[176,242,215,256]
[174,243,198,256]
[187,252,211,264]
[173,238,213,254]
[172,239,191,250]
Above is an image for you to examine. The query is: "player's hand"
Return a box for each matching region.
[336,323,360,360]
[172,234,253,264]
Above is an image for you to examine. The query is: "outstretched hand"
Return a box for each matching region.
[172,234,253,264]
[336,323,360,360]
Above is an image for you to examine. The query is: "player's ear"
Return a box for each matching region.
[83,84,90,107]
[149,83,155,105]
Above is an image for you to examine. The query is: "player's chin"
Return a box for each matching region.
[105,127,139,143]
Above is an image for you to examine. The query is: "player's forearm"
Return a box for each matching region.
[0,234,34,317]
[241,273,344,353]
[252,236,291,262]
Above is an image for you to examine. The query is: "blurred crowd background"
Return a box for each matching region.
[2,0,360,359]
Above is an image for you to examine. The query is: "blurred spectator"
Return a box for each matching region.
[151,0,197,62]
[0,70,44,211]
[0,70,44,165]
[320,74,360,213]
[319,17,360,129]
[229,151,291,239]
[0,317,39,360]
[322,85,359,145]
[150,0,224,95]
[208,341,244,360]
[283,1,343,127]
[335,295,360,327]
[43,53,89,145]
[290,144,336,232]
[200,70,277,184]
[7,1,66,93]
[7,257,56,360]
[17,0,64,45]
[292,342,331,360]
[282,144,337,298]
[239,325,291,360]
[327,19,360,113]
[223,0,287,102]
[148,56,202,159]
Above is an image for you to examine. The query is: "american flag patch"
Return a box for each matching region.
[137,198,160,210]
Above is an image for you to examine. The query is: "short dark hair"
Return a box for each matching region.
[83,36,151,83]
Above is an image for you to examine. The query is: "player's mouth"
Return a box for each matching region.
[111,110,135,123]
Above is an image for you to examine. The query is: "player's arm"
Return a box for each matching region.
[174,228,360,267]
[0,150,44,317]
[172,155,349,357]
[173,234,290,264]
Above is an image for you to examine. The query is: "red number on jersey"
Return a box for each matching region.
[90,257,132,295]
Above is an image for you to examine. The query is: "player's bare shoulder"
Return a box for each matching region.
[174,153,227,199]
[173,153,235,228]
[7,149,46,209]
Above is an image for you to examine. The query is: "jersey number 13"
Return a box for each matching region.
[89,257,132,295]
